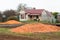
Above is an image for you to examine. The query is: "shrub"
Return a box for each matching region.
[7,16,19,21]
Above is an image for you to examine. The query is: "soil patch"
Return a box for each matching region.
[0,34,40,40]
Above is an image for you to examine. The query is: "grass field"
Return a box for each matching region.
[0,28,60,40]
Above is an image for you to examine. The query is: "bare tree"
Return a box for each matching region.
[3,9,20,21]
[0,11,3,22]
[0,12,2,17]
[3,10,17,17]
[17,3,27,12]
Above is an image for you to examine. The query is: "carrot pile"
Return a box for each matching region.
[10,23,60,33]
[5,20,21,24]
[0,20,22,24]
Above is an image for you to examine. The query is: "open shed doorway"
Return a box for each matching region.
[28,15,39,21]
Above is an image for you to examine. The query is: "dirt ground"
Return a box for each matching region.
[0,32,60,40]
[0,34,40,40]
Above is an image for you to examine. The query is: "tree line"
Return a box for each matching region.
[0,3,26,22]
[0,10,19,22]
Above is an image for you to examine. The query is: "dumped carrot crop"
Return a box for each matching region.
[0,22,6,24]
[0,20,22,24]
[5,20,21,24]
[10,23,60,33]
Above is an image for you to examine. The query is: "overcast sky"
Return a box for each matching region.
[0,0,60,12]
[0,0,20,11]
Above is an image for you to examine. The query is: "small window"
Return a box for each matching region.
[21,14,24,19]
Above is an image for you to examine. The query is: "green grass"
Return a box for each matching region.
[20,20,39,24]
[20,20,56,25]
[0,28,19,35]
[0,28,9,33]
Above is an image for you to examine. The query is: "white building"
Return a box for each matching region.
[19,9,56,23]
